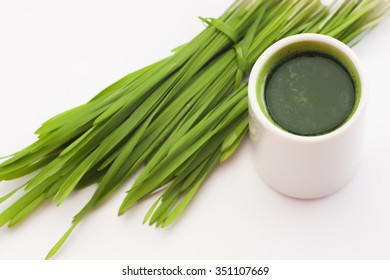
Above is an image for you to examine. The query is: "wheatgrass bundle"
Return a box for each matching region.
[0,0,388,259]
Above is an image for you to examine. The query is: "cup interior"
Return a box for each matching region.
[249,34,365,139]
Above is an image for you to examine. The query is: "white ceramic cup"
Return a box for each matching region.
[248,34,367,199]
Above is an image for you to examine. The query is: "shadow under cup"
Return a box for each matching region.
[248,34,366,199]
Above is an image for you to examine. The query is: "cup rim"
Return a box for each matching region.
[248,33,367,143]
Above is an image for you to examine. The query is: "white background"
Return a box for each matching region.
[0,0,389,260]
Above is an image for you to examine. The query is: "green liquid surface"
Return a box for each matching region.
[264,52,355,136]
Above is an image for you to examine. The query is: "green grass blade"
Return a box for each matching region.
[162,153,221,228]
[8,194,46,227]
[45,222,78,260]
[0,185,25,204]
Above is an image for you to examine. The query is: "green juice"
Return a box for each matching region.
[256,41,361,137]
[264,52,355,136]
